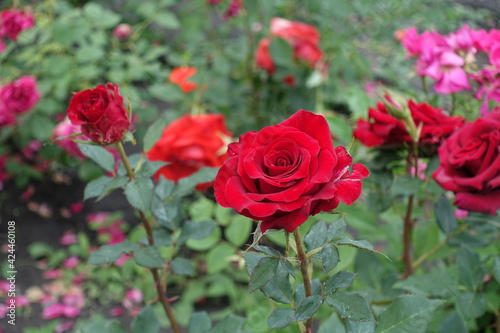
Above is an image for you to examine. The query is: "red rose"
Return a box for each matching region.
[0,9,34,41]
[147,114,231,189]
[353,98,464,147]
[66,83,130,145]
[255,17,324,74]
[433,110,500,215]
[0,76,40,114]
[214,110,369,233]
[169,67,198,93]
[353,102,408,147]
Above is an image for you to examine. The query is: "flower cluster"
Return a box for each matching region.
[401,25,500,115]
[0,8,34,53]
[255,18,324,78]
[353,94,464,148]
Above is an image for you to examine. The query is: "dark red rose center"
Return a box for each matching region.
[263,139,301,177]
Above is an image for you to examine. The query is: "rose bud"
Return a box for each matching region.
[113,23,133,41]
[66,83,131,145]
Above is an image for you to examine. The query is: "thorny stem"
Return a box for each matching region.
[293,229,314,333]
[115,142,182,333]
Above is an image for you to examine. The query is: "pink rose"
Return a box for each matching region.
[0,76,40,114]
[0,9,34,41]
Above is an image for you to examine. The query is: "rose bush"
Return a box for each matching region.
[147,113,231,188]
[66,83,131,145]
[214,109,369,233]
[433,109,500,215]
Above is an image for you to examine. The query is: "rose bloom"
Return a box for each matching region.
[66,83,131,145]
[255,18,323,74]
[354,98,464,147]
[0,9,34,41]
[169,67,198,93]
[147,114,231,190]
[214,110,369,233]
[433,110,500,215]
[0,76,40,114]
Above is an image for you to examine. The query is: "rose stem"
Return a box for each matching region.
[402,144,418,278]
[115,142,182,333]
[293,228,314,333]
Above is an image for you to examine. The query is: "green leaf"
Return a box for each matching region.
[151,195,179,230]
[249,257,280,293]
[261,262,293,304]
[206,243,235,274]
[269,37,293,67]
[435,196,458,234]
[492,256,500,284]
[243,252,265,275]
[84,175,113,200]
[295,279,322,306]
[326,291,374,322]
[143,117,169,152]
[154,177,176,200]
[174,167,218,197]
[139,228,172,246]
[253,245,281,257]
[171,257,194,276]
[97,176,129,201]
[456,291,487,319]
[154,12,181,29]
[293,295,324,322]
[393,268,458,298]
[437,312,467,333]
[83,3,121,28]
[179,220,217,243]
[225,215,252,247]
[280,258,296,278]
[77,143,115,172]
[333,237,389,259]
[74,318,126,333]
[133,246,164,269]
[305,221,328,252]
[268,308,294,329]
[29,115,54,140]
[125,177,154,212]
[318,314,347,333]
[323,271,357,295]
[322,244,340,272]
[456,244,485,290]
[131,305,160,333]
[189,196,215,222]
[391,176,424,197]
[375,295,443,333]
[135,161,168,178]
[52,17,91,48]
[210,314,246,333]
[346,321,376,333]
[327,218,347,241]
[88,241,139,265]
[188,312,212,333]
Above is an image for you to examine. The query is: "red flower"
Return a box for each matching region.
[353,98,464,147]
[169,67,198,93]
[433,110,500,215]
[255,18,323,74]
[214,110,369,233]
[147,114,231,190]
[66,83,130,145]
